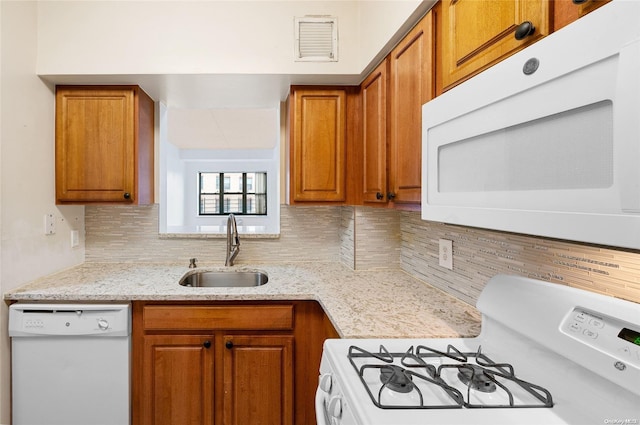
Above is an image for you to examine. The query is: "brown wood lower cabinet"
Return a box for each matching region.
[223,335,294,425]
[141,335,215,424]
[132,300,338,425]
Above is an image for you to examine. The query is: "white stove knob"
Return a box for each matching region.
[328,395,342,419]
[319,373,333,392]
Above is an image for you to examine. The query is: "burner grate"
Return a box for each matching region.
[347,344,554,410]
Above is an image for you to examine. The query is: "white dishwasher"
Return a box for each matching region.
[9,303,131,425]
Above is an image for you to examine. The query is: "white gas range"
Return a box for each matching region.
[316,275,640,424]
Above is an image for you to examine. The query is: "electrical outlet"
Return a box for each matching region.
[439,239,453,270]
[70,230,80,248]
[44,213,56,235]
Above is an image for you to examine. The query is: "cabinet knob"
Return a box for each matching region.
[514,21,535,40]
[376,192,384,200]
[387,192,396,201]
[203,340,211,349]
[225,341,233,350]
[123,192,131,200]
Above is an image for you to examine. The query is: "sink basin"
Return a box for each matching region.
[179,270,268,287]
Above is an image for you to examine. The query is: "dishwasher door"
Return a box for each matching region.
[9,303,131,425]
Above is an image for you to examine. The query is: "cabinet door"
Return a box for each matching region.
[554,0,611,31]
[439,0,550,91]
[141,335,215,425]
[361,59,389,204]
[56,87,134,202]
[55,86,154,204]
[290,88,346,202]
[222,335,294,425]
[388,12,434,205]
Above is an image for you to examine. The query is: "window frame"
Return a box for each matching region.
[198,172,268,216]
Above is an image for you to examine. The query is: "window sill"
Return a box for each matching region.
[159,225,280,239]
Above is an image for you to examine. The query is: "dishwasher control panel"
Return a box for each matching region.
[9,303,130,337]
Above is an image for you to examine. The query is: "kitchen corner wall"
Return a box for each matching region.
[85,205,640,307]
[339,206,401,270]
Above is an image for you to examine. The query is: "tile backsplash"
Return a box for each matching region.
[85,204,640,306]
[85,204,341,264]
[400,211,640,306]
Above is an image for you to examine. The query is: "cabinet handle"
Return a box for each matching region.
[514,21,535,40]
[572,0,590,4]
[376,192,384,200]
[203,340,211,349]
[123,192,131,200]
[387,192,396,201]
[225,341,233,350]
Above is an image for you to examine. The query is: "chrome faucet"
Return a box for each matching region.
[225,213,240,266]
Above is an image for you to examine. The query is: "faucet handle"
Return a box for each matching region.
[189,258,198,268]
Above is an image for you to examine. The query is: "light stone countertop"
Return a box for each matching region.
[3,261,482,339]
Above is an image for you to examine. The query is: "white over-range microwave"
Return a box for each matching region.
[422,0,640,249]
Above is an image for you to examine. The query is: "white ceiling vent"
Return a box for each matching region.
[294,16,338,62]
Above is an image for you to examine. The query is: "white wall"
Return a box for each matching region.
[0,2,85,423]
[357,0,432,74]
[36,0,423,77]
[37,1,361,75]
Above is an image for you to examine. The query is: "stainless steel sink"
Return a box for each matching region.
[179,270,268,287]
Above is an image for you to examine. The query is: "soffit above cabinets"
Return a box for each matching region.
[37,1,437,108]
[40,73,374,109]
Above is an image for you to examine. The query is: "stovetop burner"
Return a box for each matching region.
[348,344,553,410]
[379,365,415,393]
[457,364,497,393]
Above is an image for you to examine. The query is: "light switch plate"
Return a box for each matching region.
[439,239,453,270]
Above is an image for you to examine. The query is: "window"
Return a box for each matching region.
[199,172,267,215]
[159,104,280,235]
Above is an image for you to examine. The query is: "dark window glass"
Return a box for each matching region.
[199,172,267,216]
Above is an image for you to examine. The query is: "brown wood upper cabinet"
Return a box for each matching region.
[361,59,389,204]
[387,11,434,205]
[438,0,550,93]
[553,0,612,31]
[361,11,434,207]
[55,85,154,204]
[288,87,347,203]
